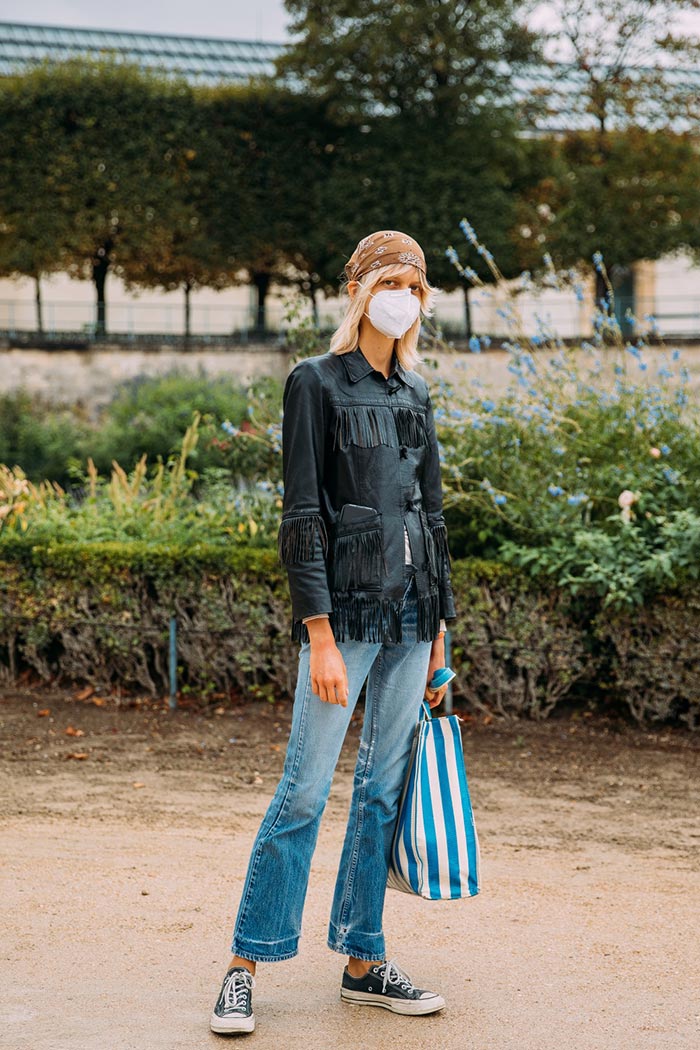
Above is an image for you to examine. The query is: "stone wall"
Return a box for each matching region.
[1,342,698,412]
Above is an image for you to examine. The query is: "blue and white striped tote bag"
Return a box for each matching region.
[388,703,480,900]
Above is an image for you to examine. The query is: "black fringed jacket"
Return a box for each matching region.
[277,345,457,644]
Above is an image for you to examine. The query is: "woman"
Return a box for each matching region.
[210,230,458,1034]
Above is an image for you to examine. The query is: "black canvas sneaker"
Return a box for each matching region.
[210,965,255,1034]
[340,958,445,1015]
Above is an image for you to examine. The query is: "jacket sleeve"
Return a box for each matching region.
[420,390,457,623]
[277,362,334,622]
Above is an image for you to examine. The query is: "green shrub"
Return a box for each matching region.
[0,540,294,700]
[438,222,700,611]
[0,392,88,484]
[0,416,281,548]
[89,372,246,470]
[594,591,700,729]
[1,537,698,726]
[448,558,591,719]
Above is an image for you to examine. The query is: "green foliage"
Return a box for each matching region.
[0,372,284,485]
[0,392,87,484]
[448,558,590,719]
[1,538,697,726]
[443,221,700,609]
[519,129,700,279]
[595,590,700,730]
[279,0,540,122]
[0,416,281,547]
[0,540,289,699]
[88,372,248,473]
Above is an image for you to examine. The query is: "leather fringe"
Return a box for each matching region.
[332,404,427,450]
[290,588,441,645]
[331,527,384,592]
[429,523,452,569]
[277,513,328,564]
[415,588,441,641]
[394,406,427,448]
[333,405,393,449]
[330,592,404,643]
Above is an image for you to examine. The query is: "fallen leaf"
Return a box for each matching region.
[270,744,281,752]
[65,726,85,737]
[91,697,107,707]
[132,782,146,789]
[66,752,89,760]
[75,686,94,701]
[37,709,50,717]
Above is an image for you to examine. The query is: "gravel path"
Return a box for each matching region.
[1,690,698,1050]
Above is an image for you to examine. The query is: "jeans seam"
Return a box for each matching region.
[337,647,384,930]
[233,657,313,947]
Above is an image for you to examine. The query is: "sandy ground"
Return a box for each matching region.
[1,688,699,1050]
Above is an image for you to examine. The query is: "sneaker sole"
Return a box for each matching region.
[340,989,445,1015]
[209,1012,256,1034]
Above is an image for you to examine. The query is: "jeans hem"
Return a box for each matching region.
[327,921,385,961]
[230,939,299,963]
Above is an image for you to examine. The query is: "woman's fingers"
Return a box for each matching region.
[424,685,447,709]
[312,674,348,706]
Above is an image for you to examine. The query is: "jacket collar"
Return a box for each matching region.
[341,345,415,388]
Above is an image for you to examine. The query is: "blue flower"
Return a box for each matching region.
[459,218,478,245]
[663,467,680,485]
[660,444,671,455]
[592,251,604,273]
[548,485,564,497]
[567,493,588,506]
[469,336,482,354]
[222,420,240,436]
[493,493,507,505]
[553,446,565,456]
[481,399,495,413]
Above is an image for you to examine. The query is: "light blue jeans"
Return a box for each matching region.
[230,564,433,962]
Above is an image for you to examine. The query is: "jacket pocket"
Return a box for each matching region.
[331,505,384,592]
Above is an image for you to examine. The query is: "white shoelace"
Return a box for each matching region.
[380,958,414,995]
[222,969,255,1012]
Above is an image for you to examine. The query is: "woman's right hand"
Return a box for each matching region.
[306,620,349,706]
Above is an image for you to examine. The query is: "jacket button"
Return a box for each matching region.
[400,446,408,458]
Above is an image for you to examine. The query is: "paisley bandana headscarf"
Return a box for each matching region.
[344,230,426,282]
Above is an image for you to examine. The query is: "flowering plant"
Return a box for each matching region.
[439,219,700,606]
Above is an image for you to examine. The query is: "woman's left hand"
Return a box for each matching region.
[424,637,447,709]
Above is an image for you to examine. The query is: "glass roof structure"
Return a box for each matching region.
[1,21,698,133]
[0,21,281,83]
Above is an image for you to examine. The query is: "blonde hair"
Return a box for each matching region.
[330,262,440,371]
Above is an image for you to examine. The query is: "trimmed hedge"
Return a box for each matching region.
[0,539,698,727]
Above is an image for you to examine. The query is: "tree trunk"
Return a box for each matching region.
[184,280,192,340]
[34,275,43,334]
[463,285,472,340]
[252,271,270,335]
[309,285,319,327]
[92,241,112,337]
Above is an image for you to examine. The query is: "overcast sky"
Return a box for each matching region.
[2,0,699,45]
[0,0,293,41]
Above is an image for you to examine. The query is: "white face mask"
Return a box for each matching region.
[365,288,421,339]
